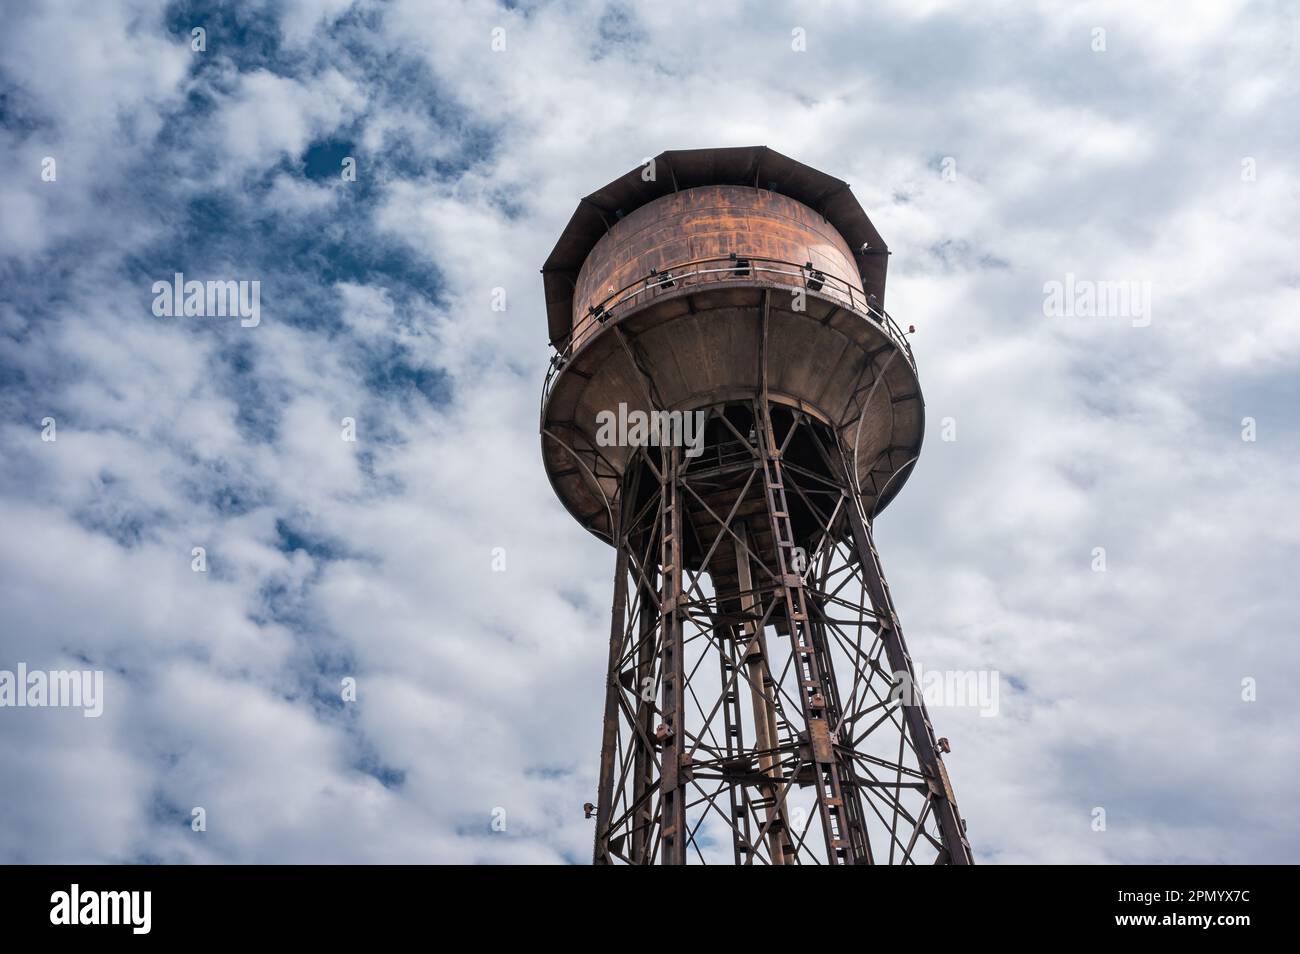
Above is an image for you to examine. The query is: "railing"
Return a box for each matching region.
[540,254,916,429]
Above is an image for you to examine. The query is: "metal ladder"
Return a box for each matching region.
[756,405,860,864]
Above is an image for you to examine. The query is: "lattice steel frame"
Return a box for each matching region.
[591,401,973,865]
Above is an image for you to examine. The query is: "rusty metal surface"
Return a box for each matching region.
[572,185,861,347]
[542,146,889,347]
[540,279,923,544]
[539,150,919,545]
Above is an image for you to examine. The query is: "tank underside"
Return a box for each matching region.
[541,281,924,545]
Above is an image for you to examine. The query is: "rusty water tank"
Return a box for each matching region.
[540,146,923,543]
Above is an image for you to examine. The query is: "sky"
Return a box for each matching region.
[1,0,1297,864]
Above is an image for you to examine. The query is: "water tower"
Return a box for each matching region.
[539,146,972,865]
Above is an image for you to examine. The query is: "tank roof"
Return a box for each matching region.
[541,145,890,347]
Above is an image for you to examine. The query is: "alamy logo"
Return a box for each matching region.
[889,663,1000,717]
[151,272,261,327]
[0,664,103,717]
[595,402,707,458]
[50,884,151,935]
[1042,273,1151,327]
